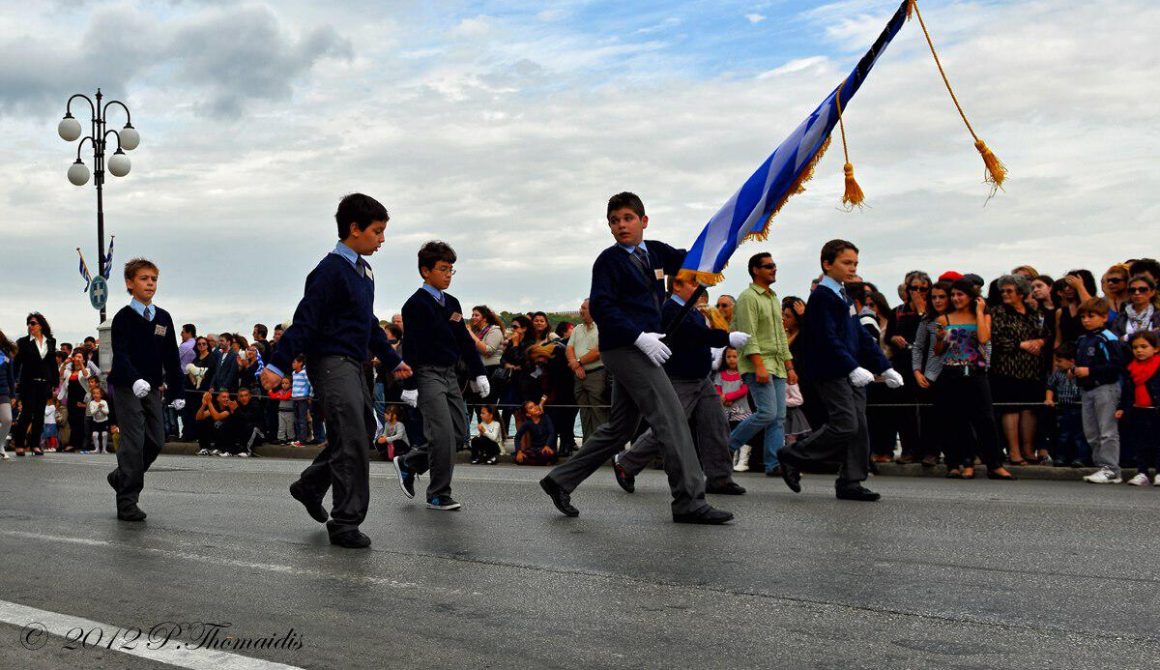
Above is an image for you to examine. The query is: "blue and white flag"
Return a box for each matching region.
[77,248,92,293]
[680,0,910,285]
[102,235,115,279]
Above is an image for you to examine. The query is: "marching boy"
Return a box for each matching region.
[107,258,185,521]
[262,193,412,549]
[392,241,488,511]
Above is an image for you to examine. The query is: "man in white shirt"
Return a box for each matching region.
[566,299,607,443]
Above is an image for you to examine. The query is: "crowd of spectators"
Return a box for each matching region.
[3,257,1160,488]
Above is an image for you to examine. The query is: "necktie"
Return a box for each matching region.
[356,258,368,279]
[839,287,849,305]
[631,247,652,282]
[144,305,153,321]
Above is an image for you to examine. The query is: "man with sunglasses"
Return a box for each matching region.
[727,252,796,476]
[715,295,736,325]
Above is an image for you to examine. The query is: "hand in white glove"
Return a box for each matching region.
[848,367,875,388]
[634,332,671,367]
[132,379,151,398]
[172,399,186,411]
[471,375,490,398]
[881,369,905,389]
[728,331,751,349]
[400,389,418,408]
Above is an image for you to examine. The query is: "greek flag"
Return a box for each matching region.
[102,235,115,279]
[680,0,910,285]
[77,249,92,293]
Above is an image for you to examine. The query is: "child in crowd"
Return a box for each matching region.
[41,397,59,452]
[375,405,409,460]
[1075,298,1127,484]
[271,377,294,443]
[1045,344,1090,467]
[1118,331,1160,486]
[87,387,111,454]
[714,347,754,472]
[290,356,312,446]
[470,405,502,465]
[514,399,556,465]
[785,381,811,446]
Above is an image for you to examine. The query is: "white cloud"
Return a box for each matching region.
[746,13,766,24]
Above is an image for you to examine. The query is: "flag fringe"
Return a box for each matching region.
[748,134,832,242]
[677,268,726,287]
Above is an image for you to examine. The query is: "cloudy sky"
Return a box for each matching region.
[2,0,1157,342]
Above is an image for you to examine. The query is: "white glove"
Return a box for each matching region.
[400,389,418,408]
[471,375,490,398]
[728,331,751,349]
[634,332,671,367]
[132,379,151,398]
[172,399,186,411]
[848,367,875,388]
[881,369,904,389]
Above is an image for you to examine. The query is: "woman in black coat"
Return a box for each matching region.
[11,313,59,456]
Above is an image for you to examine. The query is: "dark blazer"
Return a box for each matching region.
[659,298,729,380]
[213,350,239,392]
[589,240,686,351]
[798,284,890,382]
[15,335,59,388]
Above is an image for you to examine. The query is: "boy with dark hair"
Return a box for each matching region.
[106,258,185,522]
[261,192,412,549]
[776,240,903,501]
[1044,343,1089,467]
[1074,298,1126,484]
[540,191,732,524]
[392,240,488,511]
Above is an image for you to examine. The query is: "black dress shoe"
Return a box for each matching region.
[765,466,784,477]
[540,477,579,517]
[673,506,734,525]
[612,455,635,493]
[289,481,328,523]
[329,530,372,549]
[836,484,881,502]
[106,470,119,492]
[117,505,147,522]
[706,480,746,495]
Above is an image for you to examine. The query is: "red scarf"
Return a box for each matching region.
[1128,356,1160,408]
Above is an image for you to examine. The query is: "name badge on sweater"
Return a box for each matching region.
[654,268,664,280]
[450,312,463,322]
[365,267,374,281]
[154,324,168,337]
[849,305,857,317]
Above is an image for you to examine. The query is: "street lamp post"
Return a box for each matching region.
[58,88,140,324]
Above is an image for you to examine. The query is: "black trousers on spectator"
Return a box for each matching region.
[470,436,500,461]
[197,419,232,452]
[934,368,1004,470]
[11,380,50,451]
[1122,407,1160,473]
[67,405,87,450]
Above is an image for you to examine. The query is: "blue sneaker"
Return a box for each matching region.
[392,455,416,499]
[426,496,462,511]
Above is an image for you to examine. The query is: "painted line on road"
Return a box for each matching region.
[0,597,305,670]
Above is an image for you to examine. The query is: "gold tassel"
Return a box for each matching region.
[975,139,1007,190]
[906,0,916,20]
[842,163,865,208]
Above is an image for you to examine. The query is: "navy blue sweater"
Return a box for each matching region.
[589,240,686,351]
[0,351,15,398]
[108,305,185,403]
[401,288,485,377]
[659,298,729,380]
[1075,328,1124,391]
[271,252,401,374]
[798,284,890,382]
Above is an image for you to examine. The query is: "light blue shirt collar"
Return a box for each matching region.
[421,284,445,304]
[332,242,360,268]
[671,294,687,307]
[616,240,649,255]
[819,275,845,298]
[129,298,154,320]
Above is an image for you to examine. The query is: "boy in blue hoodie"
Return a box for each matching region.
[1075,298,1126,484]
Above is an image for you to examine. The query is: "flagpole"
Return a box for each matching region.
[663,284,709,338]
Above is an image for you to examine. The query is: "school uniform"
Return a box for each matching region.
[107,299,184,515]
[10,334,58,452]
[267,242,402,540]
[543,239,714,519]
[398,285,486,503]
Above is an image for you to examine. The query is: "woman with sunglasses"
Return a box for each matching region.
[186,337,219,440]
[1112,275,1160,341]
[1101,264,1131,314]
[10,313,59,456]
[989,274,1049,465]
[884,271,932,463]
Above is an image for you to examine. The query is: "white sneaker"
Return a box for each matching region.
[1153,474,1160,487]
[1127,473,1150,487]
[0,452,9,460]
[197,449,209,455]
[733,445,752,472]
[220,452,231,457]
[237,452,249,458]
[210,449,220,456]
[1084,468,1123,484]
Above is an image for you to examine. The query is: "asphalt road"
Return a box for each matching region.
[0,453,1158,669]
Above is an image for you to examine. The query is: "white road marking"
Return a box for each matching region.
[0,597,306,670]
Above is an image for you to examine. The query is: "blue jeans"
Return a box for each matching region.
[728,374,786,471]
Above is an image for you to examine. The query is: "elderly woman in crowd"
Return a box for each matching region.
[990,274,1049,465]
[1112,275,1160,340]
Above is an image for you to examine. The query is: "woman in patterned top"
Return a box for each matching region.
[989,274,1049,465]
[933,279,1015,480]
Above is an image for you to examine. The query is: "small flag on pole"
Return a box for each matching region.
[102,235,115,279]
[77,248,93,293]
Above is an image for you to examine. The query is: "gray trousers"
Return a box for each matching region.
[296,356,376,536]
[111,386,165,511]
[574,367,609,442]
[546,347,707,515]
[401,365,467,500]
[1082,383,1121,475]
[619,377,735,484]
[780,377,869,486]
